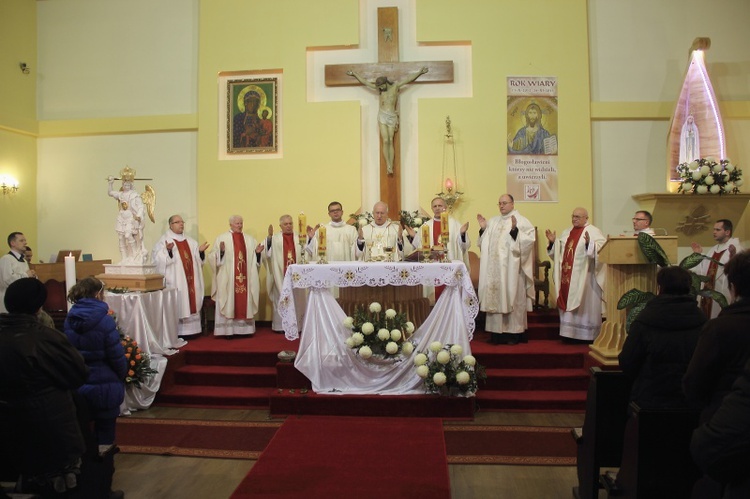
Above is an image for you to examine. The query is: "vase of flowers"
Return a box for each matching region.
[676,157,743,195]
[414,342,485,396]
[343,302,415,360]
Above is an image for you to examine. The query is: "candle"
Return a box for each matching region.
[64,253,76,310]
[421,223,431,250]
[318,226,327,254]
[298,213,307,246]
[440,212,449,241]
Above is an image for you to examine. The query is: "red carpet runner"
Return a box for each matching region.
[230,416,451,499]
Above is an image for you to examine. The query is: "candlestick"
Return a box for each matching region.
[298,213,307,247]
[421,223,431,250]
[318,226,327,253]
[64,253,76,310]
[440,212,449,239]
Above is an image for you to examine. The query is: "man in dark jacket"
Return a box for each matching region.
[619,266,706,408]
[0,278,88,495]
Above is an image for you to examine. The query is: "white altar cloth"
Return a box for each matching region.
[278,262,479,395]
[104,288,186,413]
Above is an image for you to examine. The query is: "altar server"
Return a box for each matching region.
[0,232,37,313]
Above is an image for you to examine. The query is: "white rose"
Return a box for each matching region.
[385,342,398,354]
[361,322,375,334]
[456,371,471,385]
[343,317,354,329]
[414,353,428,366]
[450,344,463,356]
[463,355,476,366]
[390,329,402,341]
[351,332,364,346]
[429,341,443,353]
[712,163,723,173]
[726,163,735,172]
[696,185,708,194]
[681,182,693,193]
[413,217,423,226]
[433,372,447,386]
[705,175,715,185]
[359,346,373,359]
[710,184,721,194]
[377,329,390,341]
[405,322,415,334]
[735,179,743,187]
[385,308,397,319]
[369,302,382,313]
[700,165,710,176]
[401,342,414,355]
[345,337,355,348]
[691,171,702,181]
[358,217,368,227]
[689,160,700,170]
[416,365,429,378]
[437,350,451,365]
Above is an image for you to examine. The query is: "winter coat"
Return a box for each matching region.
[619,294,706,409]
[64,298,127,419]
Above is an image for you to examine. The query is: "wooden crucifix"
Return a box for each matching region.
[324,7,453,216]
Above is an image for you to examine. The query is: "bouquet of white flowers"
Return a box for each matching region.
[676,158,743,195]
[343,302,415,360]
[413,342,485,396]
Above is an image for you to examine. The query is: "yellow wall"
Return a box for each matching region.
[0,0,37,244]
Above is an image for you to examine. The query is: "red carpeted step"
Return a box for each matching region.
[482,368,589,391]
[155,385,274,409]
[173,365,277,388]
[185,349,280,367]
[526,322,563,340]
[476,390,586,411]
[471,340,589,370]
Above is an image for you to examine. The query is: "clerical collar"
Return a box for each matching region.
[501,210,517,220]
[168,230,186,242]
[373,220,391,228]
[329,221,346,228]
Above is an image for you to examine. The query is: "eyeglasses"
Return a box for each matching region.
[498,201,513,206]
[632,218,648,222]
[328,209,343,213]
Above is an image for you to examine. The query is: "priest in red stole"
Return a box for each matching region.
[546,207,606,342]
[209,215,264,337]
[265,214,312,332]
[152,214,209,337]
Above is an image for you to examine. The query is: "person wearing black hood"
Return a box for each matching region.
[64,277,127,457]
[619,266,707,408]
[0,277,88,495]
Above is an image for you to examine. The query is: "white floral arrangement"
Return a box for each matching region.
[349,211,373,228]
[399,209,426,229]
[344,302,415,360]
[676,157,743,195]
[413,342,485,397]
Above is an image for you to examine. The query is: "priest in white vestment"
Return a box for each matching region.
[152,215,209,337]
[632,210,655,236]
[265,214,312,332]
[405,197,471,303]
[209,215,263,337]
[477,194,535,345]
[309,202,358,262]
[0,232,37,313]
[691,219,743,319]
[546,208,606,342]
[355,201,404,261]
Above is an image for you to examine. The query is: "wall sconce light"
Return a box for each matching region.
[0,176,20,195]
[19,63,30,74]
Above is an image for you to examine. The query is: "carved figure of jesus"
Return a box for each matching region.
[347,67,429,174]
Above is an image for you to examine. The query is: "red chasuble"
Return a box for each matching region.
[232,232,248,319]
[174,239,197,314]
[699,249,726,317]
[433,219,446,301]
[557,227,584,312]
[282,233,296,274]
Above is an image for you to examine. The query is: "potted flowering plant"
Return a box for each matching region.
[343,302,415,360]
[676,157,743,195]
[413,342,485,396]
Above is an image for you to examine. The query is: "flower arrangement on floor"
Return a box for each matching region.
[108,310,157,387]
[414,342,485,396]
[399,209,426,229]
[676,157,743,195]
[344,302,415,360]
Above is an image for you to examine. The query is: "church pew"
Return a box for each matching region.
[572,367,630,499]
[601,402,700,498]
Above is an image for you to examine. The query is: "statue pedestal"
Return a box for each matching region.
[98,263,164,292]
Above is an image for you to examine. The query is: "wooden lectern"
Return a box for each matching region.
[589,236,678,365]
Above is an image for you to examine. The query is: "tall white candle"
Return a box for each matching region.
[64,253,76,310]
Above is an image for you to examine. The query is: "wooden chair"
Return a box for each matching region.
[533,227,551,309]
[572,367,630,499]
[42,279,68,330]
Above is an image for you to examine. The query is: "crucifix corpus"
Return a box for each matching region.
[324,7,454,214]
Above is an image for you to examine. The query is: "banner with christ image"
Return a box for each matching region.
[506,76,558,202]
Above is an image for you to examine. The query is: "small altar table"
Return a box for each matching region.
[278,262,478,395]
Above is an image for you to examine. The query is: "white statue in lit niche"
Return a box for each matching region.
[107,166,156,265]
[679,113,700,164]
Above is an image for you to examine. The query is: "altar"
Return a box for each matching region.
[278,261,478,395]
[104,288,187,414]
